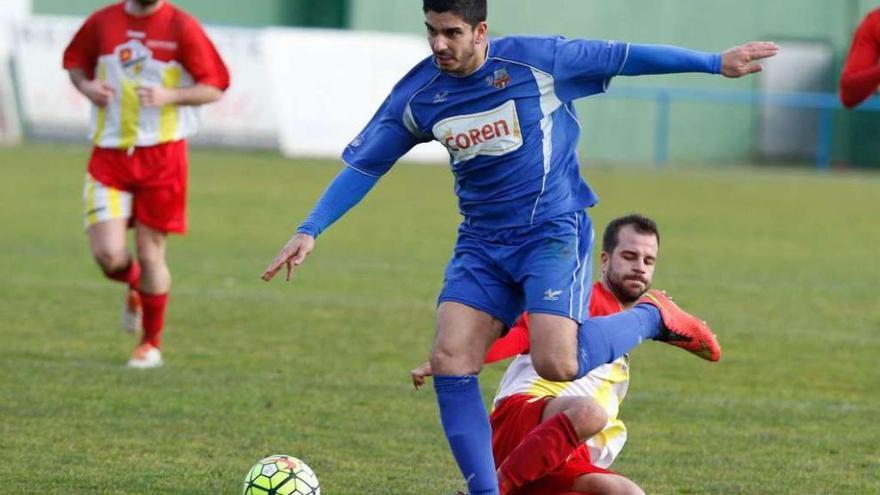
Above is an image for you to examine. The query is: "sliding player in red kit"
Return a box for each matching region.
[63,0,229,368]
[414,214,700,494]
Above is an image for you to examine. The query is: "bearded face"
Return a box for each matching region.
[604,254,652,304]
[601,225,659,304]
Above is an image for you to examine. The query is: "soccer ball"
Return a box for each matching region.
[242,454,320,495]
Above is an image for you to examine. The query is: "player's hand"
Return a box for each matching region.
[136,85,177,107]
[261,233,315,282]
[410,361,433,390]
[721,41,779,78]
[78,79,115,107]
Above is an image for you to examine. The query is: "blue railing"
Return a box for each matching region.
[604,86,880,169]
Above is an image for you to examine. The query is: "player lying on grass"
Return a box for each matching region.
[413,215,679,495]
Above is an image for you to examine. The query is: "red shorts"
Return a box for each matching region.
[491,394,616,495]
[86,140,188,233]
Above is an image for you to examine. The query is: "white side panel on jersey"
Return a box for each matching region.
[529,68,562,224]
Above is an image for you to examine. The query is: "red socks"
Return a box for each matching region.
[105,260,141,290]
[140,292,168,348]
[498,413,581,491]
[106,260,167,349]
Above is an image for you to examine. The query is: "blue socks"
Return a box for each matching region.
[575,303,662,379]
[434,375,500,495]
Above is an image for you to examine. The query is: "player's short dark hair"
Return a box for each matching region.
[602,214,660,253]
[422,0,487,27]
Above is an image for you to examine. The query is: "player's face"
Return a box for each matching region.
[424,11,488,76]
[601,225,659,304]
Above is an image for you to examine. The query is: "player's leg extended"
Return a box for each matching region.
[528,282,666,380]
[523,212,662,380]
[496,396,608,494]
[129,223,170,368]
[126,141,187,368]
[84,173,142,332]
[432,302,505,495]
[84,171,139,282]
[571,293,722,372]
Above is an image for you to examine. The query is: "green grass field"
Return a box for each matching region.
[1,143,878,494]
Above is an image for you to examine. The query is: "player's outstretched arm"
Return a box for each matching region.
[719,41,780,78]
[617,42,776,78]
[261,233,315,282]
[261,166,380,282]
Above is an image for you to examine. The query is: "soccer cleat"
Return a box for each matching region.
[126,343,163,369]
[122,288,142,334]
[637,289,721,362]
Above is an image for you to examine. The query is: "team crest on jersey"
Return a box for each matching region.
[432,100,522,164]
[349,133,364,148]
[115,39,152,79]
[486,67,511,89]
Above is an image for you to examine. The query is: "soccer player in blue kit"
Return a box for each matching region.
[262,1,778,493]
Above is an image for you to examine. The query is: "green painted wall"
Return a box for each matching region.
[350,0,879,166]
[32,0,347,28]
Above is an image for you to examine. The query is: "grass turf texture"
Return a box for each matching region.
[1,143,878,494]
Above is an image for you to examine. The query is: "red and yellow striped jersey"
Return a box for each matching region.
[63,1,229,148]
[490,282,630,468]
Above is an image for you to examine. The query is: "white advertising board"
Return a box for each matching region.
[261,28,447,162]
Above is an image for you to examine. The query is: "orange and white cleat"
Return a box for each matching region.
[122,288,142,334]
[127,343,163,369]
[638,289,721,362]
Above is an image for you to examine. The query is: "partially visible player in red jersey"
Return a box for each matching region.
[841,8,880,109]
[63,0,229,368]
[414,214,683,494]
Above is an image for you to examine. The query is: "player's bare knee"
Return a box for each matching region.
[136,248,166,270]
[531,356,578,382]
[93,248,128,273]
[566,398,608,440]
[430,348,481,376]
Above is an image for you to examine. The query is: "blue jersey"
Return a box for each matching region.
[342,36,630,229]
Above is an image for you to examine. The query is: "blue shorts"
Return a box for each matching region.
[438,210,594,328]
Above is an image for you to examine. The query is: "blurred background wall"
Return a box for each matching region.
[349,0,879,167]
[34,0,349,28]
[22,0,880,167]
